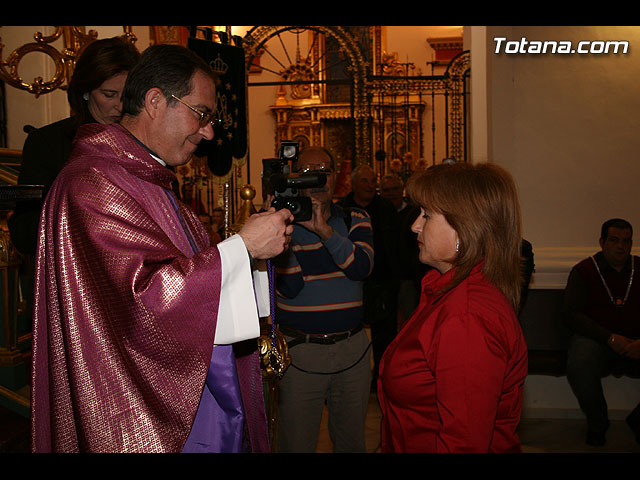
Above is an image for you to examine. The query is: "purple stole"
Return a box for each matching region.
[182,345,245,452]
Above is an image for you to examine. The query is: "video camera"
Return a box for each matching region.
[262,141,327,222]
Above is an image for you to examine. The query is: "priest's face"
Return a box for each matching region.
[155,70,216,166]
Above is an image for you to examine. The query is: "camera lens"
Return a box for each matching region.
[286,199,302,215]
[282,145,297,159]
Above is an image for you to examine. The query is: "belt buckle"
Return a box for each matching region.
[320,333,335,344]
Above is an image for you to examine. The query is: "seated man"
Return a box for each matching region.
[562,218,640,446]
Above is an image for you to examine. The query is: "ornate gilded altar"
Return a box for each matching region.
[243,26,469,195]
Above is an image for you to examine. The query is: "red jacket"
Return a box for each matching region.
[378,262,528,452]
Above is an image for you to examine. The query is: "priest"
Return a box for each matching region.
[30,44,293,453]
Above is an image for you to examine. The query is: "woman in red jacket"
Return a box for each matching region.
[378,162,528,453]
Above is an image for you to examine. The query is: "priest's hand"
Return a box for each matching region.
[239,207,294,259]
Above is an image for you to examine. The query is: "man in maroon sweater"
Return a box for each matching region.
[562,218,640,446]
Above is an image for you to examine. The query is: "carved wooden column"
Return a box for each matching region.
[0,185,42,417]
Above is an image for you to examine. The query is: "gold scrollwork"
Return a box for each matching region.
[0,26,135,98]
[1,41,66,97]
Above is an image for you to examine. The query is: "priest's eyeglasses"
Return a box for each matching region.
[170,94,219,128]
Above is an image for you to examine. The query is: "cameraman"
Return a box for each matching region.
[272,146,374,453]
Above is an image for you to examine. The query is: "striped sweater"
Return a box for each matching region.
[275,202,374,334]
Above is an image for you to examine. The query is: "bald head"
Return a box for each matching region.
[298,146,335,171]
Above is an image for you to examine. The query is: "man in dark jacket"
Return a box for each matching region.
[339,164,401,390]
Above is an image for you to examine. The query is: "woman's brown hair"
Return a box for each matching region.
[406,162,523,311]
[67,36,140,124]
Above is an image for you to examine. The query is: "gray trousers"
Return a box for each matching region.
[566,334,640,433]
[276,328,371,453]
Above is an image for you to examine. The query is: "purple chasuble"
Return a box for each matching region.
[31,123,267,452]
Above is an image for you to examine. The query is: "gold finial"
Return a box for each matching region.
[229,184,257,234]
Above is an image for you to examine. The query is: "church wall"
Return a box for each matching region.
[485,25,640,288]
[483,25,640,417]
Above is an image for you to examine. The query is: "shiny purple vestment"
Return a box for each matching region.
[30,123,268,453]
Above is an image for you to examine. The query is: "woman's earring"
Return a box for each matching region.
[83,93,89,101]
[456,239,460,253]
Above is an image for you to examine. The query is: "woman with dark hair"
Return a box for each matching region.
[67,36,140,126]
[9,36,140,255]
[377,162,529,453]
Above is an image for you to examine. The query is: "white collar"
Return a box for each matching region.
[150,153,167,167]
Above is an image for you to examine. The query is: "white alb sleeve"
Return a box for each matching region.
[214,234,269,344]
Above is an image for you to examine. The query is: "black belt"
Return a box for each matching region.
[281,324,363,348]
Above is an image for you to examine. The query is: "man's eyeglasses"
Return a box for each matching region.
[170,94,219,128]
[298,165,333,175]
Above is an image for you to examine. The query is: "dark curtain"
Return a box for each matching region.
[188,35,247,177]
